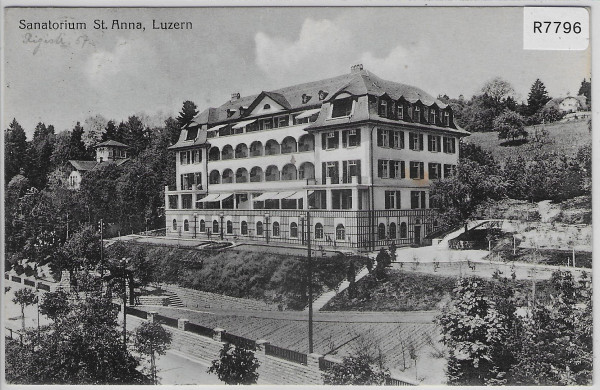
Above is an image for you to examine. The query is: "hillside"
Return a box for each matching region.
[464,119,590,163]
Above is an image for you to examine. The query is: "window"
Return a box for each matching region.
[443,137,456,154]
[342,129,361,147]
[397,103,404,120]
[241,221,248,235]
[409,161,425,179]
[212,220,219,233]
[378,223,386,240]
[342,160,361,183]
[200,219,206,232]
[315,223,324,239]
[409,132,424,151]
[182,194,193,209]
[443,111,450,126]
[393,131,404,149]
[392,160,405,179]
[430,109,437,124]
[400,222,407,238]
[256,221,264,235]
[180,172,202,190]
[444,164,457,178]
[377,129,390,147]
[389,223,397,239]
[414,106,421,122]
[172,219,178,231]
[322,131,339,150]
[290,222,298,238]
[322,161,339,184]
[411,191,427,209]
[186,127,198,141]
[423,107,429,122]
[263,104,271,109]
[385,190,402,209]
[168,195,178,210]
[273,222,280,236]
[377,160,390,178]
[259,118,273,130]
[429,163,442,180]
[331,97,353,118]
[184,219,189,232]
[336,224,346,240]
[209,170,220,184]
[226,220,233,234]
[273,115,289,128]
[379,100,388,117]
[428,135,442,152]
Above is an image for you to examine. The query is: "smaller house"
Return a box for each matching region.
[67,140,130,189]
[545,95,588,113]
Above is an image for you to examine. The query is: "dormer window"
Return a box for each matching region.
[185,127,198,141]
[398,103,404,120]
[414,106,421,122]
[379,100,388,117]
[331,97,353,118]
[443,111,450,126]
[319,90,329,100]
[302,94,312,104]
[239,106,247,116]
[227,109,236,118]
[430,109,437,124]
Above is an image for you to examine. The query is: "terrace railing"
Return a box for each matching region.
[221,332,256,351]
[184,322,214,338]
[265,344,307,365]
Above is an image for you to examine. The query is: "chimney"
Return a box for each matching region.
[231,92,240,101]
[351,64,364,73]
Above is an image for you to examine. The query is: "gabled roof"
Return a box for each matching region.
[69,160,99,171]
[94,140,130,148]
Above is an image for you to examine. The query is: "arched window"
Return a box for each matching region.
[184,219,189,231]
[227,220,233,234]
[236,168,249,183]
[400,222,408,238]
[172,219,177,231]
[222,169,234,183]
[250,141,263,157]
[213,220,219,233]
[290,222,298,238]
[250,167,264,182]
[221,145,234,160]
[265,140,280,155]
[235,143,248,158]
[200,219,206,232]
[209,170,221,184]
[281,164,298,181]
[389,222,397,239]
[263,104,271,109]
[241,221,248,235]
[256,221,264,235]
[336,224,345,240]
[315,223,324,239]
[378,223,386,240]
[281,136,297,154]
[265,165,280,181]
[298,134,315,152]
[209,147,220,161]
[272,221,280,236]
[299,162,315,180]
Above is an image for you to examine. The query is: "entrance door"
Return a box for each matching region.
[414,226,421,245]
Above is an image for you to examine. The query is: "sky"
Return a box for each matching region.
[3,6,592,139]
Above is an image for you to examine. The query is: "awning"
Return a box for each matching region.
[207,123,228,131]
[295,108,321,119]
[282,191,305,200]
[196,193,233,203]
[252,192,280,202]
[232,119,257,129]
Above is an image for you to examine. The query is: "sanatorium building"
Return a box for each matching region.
[165,65,468,251]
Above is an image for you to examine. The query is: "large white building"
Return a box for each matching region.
[165,65,468,251]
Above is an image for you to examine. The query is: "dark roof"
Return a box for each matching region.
[69,158,130,172]
[191,68,449,128]
[94,140,130,148]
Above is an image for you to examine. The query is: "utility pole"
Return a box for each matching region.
[66,212,69,240]
[306,211,313,354]
[99,219,104,286]
[122,257,127,351]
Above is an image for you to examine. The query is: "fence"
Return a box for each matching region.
[265,343,307,365]
[154,313,178,328]
[185,322,214,338]
[222,332,256,351]
[38,283,50,291]
[125,306,148,319]
[11,276,21,283]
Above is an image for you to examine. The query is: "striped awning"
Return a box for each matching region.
[295,108,321,119]
[232,119,257,129]
[252,192,280,202]
[196,193,233,203]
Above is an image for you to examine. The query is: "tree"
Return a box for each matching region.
[208,343,260,385]
[39,290,71,321]
[69,122,89,160]
[5,119,29,184]
[374,248,391,280]
[12,288,37,330]
[105,241,156,305]
[102,120,119,142]
[5,294,149,385]
[526,79,551,116]
[494,110,527,141]
[122,115,150,157]
[82,114,108,152]
[50,131,72,167]
[176,100,199,129]
[134,322,172,384]
[577,78,591,107]
[322,354,389,385]
[436,277,515,385]
[481,77,515,108]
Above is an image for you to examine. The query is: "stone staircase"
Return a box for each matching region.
[306,266,370,312]
[167,292,185,308]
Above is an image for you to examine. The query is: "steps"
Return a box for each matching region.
[167,292,185,308]
[306,267,370,312]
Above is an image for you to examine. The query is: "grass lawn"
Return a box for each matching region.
[464,119,590,163]
[322,269,555,312]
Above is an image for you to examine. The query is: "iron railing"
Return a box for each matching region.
[154,313,178,328]
[185,322,214,338]
[125,306,148,320]
[221,332,256,351]
[265,344,307,365]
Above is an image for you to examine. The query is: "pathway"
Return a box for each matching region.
[307,266,370,312]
